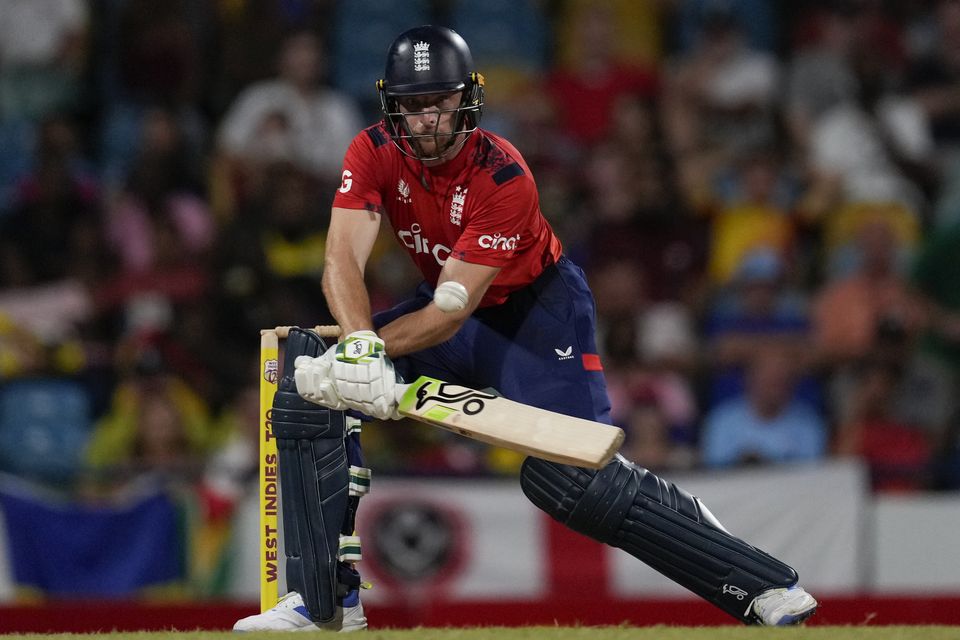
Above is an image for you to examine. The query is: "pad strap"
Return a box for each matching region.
[339,535,362,563]
[521,456,798,623]
[346,416,363,435]
[349,465,372,496]
[341,465,370,564]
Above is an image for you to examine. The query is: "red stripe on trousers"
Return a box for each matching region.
[582,353,603,371]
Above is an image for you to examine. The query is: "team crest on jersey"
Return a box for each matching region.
[397,178,412,204]
[413,41,430,71]
[449,186,467,226]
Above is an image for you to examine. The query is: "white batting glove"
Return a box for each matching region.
[294,348,348,411]
[332,331,401,421]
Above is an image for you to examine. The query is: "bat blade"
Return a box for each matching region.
[397,376,624,469]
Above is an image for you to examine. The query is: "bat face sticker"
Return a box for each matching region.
[397,374,623,469]
[414,380,497,415]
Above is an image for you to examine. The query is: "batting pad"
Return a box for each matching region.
[273,328,352,623]
[520,456,798,623]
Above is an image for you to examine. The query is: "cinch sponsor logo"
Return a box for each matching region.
[397,223,451,265]
[478,232,519,250]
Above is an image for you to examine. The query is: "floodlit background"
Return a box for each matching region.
[1,0,960,630]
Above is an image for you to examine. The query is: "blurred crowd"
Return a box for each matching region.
[2,0,960,517]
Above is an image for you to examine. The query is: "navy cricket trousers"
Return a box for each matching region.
[373,256,612,424]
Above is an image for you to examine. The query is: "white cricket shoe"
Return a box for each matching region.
[751,585,818,625]
[233,591,367,632]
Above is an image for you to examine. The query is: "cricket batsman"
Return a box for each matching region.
[234,25,818,632]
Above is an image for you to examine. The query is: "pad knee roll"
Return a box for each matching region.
[520,456,798,623]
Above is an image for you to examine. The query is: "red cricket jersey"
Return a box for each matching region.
[331,124,563,307]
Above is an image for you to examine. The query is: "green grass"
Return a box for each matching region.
[3,627,958,640]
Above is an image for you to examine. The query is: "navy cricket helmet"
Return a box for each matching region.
[377,25,485,160]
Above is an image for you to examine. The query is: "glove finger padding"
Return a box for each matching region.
[294,348,348,411]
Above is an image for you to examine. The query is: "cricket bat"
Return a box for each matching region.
[396,376,624,469]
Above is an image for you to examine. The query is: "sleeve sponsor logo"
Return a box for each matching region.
[478,233,520,251]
